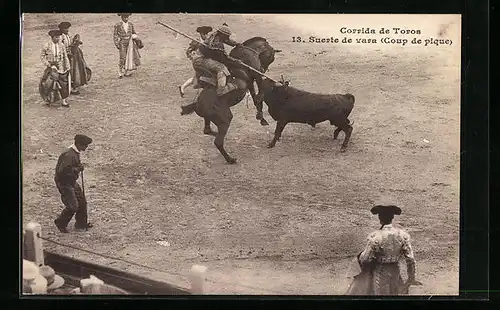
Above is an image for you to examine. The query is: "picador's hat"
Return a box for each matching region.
[196,26,212,34]
[370,196,402,215]
[117,13,132,17]
[48,29,62,37]
[216,25,232,36]
[74,134,93,146]
[58,22,71,29]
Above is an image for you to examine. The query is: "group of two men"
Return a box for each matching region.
[179,23,248,98]
[40,22,91,107]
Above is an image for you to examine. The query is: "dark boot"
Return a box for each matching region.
[54,219,69,233]
[55,208,75,233]
[75,222,93,231]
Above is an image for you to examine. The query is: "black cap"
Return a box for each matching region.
[370,205,402,216]
[74,134,92,146]
[196,26,213,34]
[48,30,62,37]
[58,22,71,29]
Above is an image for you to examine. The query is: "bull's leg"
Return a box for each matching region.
[268,121,288,148]
[252,78,269,126]
[333,127,342,140]
[214,111,237,164]
[340,123,353,152]
[203,118,218,136]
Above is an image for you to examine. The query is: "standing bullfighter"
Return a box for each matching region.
[58,22,78,95]
[39,29,71,107]
[113,13,141,78]
[346,198,420,295]
[58,21,91,94]
[54,134,93,233]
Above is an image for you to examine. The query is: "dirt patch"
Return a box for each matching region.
[22,14,460,295]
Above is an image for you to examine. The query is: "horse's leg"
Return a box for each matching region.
[248,81,263,121]
[268,120,288,148]
[214,109,237,164]
[203,118,217,136]
[251,77,269,126]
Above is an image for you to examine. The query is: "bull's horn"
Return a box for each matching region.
[275,49,282,53]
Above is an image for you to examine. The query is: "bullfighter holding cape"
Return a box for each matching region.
[39,29,71,107]
[345,197,422,295]
[58,22,92,94]
[68,34,92,89]
[113,13,143,78]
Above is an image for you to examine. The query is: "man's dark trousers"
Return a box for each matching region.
[55,178,88,228]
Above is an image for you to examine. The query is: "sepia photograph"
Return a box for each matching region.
[21,13,461,296]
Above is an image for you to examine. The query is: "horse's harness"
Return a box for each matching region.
[237,44,259,55]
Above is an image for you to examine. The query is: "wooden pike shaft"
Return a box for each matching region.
[156,21,279,83]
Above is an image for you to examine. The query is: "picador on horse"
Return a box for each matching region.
[184,24,248,97]
[160,21,282,164]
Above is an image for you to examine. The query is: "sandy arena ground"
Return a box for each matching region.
[22,13,460,295]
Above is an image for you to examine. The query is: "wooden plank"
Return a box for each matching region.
[44,251,192,295]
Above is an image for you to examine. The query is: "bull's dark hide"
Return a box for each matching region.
[260,80,355,125]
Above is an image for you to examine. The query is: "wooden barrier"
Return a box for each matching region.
[24,222,44,267]
[189,265,208,294]
[22,222,207,295]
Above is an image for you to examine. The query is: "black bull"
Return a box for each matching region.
[258,78,355,152]
[180,37,281,164]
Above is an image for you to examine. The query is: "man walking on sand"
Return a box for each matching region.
[54,134,94,233]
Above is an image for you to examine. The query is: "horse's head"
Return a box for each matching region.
[259,46,282,72]
[242,37,282,72]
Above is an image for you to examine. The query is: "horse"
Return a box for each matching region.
[181,85,247,164]
[229,36,281,126]
[180,37,281,164]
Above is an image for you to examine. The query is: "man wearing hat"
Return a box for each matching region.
[58,21,82,95]
[354,197,420,295]
[58,22,72,57]
[178,25,213,97]
[196,24,246,96]
[40,29,71,107]
[54,134,93,233]
[113,13,141,78]
[59,22,92,94]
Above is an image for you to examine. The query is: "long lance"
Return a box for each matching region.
[156,21,280,83]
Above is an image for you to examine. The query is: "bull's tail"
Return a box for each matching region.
[180,102,197,116]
